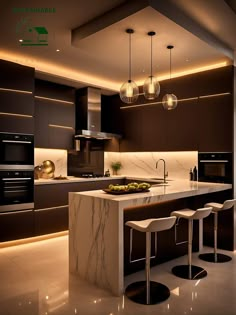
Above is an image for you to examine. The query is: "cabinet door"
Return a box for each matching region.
[34,99,49,147]
[34,206,68,236]
[0,210,34,242]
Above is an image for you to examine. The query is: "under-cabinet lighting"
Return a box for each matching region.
[48,124,74,130]
[0,112,33,118]
[199,92,230,99]
[120,92,231,110]
[0,87,32,94]
[35,95,74,105]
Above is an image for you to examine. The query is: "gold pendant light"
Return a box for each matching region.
[143,31,160,100]
[120,29,139,104]
[162,45,178,110]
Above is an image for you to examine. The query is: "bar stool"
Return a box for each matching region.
[199,199,236,263]
[171,207,212,280]
[125,216,176,305]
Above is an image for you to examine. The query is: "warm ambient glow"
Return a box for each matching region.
[120,92,231,110]
[48,124,74,130]
[0,231,68,248]
[0,50,118,92]
[35,95,74,104]
[0,87,32,94]
[0,112,33,118]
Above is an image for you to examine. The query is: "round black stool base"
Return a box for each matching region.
[199,253,232,263]
[172,265,207,280]
[125,280,170,305]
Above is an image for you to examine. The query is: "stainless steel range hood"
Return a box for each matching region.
[75,87,122,140]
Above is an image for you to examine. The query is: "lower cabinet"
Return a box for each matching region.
[34,179,124,236]
[0,209,34,242]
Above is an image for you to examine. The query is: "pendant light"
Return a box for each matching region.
[162,45,178,110]
[143,31,160,100]
[120,29,139,104]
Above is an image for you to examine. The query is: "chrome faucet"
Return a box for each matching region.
[156,159,168,183]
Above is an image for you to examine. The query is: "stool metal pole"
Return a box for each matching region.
[146,231,151,304]
[214,212,218,262]
[188,220,193,279]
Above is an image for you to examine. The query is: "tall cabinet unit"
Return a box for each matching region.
[0,59,35,134]
[34,79,75,149]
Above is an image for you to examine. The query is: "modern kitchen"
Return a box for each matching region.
[0,1,236,314]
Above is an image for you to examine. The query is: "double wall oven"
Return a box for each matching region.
[0,132,34,212]
[198,152,232,183]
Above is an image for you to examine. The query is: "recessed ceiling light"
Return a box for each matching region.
[56,49,60,52]
[186,58,189,62]
[19,39,23,42]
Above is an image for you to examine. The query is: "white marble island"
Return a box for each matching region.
[69,179,232,296]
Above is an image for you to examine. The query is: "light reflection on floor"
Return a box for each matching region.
[0,235,236,315]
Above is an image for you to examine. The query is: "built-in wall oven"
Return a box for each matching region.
[0,132,34,169]
[0,132,34,213]
[198,152,232,183]
[0,170,34,212]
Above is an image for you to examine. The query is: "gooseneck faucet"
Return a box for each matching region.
[156,159,168,183]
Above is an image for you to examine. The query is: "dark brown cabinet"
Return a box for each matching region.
[105,66,234,152]
[0,210,34,242]
[34,179,124,236]
[34,79,75,149]
[0,60,34,134]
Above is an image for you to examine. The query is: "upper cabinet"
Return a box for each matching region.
[104,66,234,152]
[34,79,75,149]
[0,59,35,134]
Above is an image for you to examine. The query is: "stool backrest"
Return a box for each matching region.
[148,216,176,233]
[192,207,212,220]
[223,199,236,210]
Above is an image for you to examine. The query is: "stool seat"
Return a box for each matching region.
[126,216,177,233]
[125,216,176,305]
[171,207,212,280]
[199,199,236,263]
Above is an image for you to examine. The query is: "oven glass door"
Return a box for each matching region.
[0,171,34,210]
[0,134,34,167]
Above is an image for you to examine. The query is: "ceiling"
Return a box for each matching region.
[0,0,235,94]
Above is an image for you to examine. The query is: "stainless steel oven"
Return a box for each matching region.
[0,170,34,212]
[198,152,232,183]
[0,132,34,170]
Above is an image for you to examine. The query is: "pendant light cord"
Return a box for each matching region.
[150,35,153,77]
[169,47,172,80]
[129,32,131,82]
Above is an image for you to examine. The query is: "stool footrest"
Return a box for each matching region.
[199,253,232,263]
[172,265,207,280]
[125,281,170,305]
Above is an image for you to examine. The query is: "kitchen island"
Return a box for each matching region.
[69,179,232,296]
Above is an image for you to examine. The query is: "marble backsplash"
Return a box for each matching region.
[34,148,67,176]
[104,151,198,180]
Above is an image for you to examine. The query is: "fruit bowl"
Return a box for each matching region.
[103,182,151,195]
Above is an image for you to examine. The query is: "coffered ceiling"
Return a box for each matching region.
[0,0,235,94]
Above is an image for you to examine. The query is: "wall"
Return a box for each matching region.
[104,151,197,180]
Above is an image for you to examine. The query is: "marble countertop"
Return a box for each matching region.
[34,175,124,185]
[71,179,232,206]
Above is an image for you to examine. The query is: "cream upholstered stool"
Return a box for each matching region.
[171,207,212,280]
[125,216,176,305]
[199,199,236,263]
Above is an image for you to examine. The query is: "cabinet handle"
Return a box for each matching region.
[2,178,32,181]
[0,209,33,215]
[2,140,32,144]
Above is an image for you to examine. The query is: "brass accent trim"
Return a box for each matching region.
[35,95,74,105]
[0,112,33,118]
[48,124,74,130]
[0,87,32,94]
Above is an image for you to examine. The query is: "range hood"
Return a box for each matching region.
[75,87,122,140]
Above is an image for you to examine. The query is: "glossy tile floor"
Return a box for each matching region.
[1,235,236,315]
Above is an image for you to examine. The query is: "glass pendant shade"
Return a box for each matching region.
[162,93,178,110]
[120,79,139,104]
[162,45,178,110]
[144,31,160,100]
[143,75,160,100]
[120,29,139,104]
